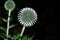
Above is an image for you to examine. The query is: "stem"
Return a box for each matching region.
[19,38,21,40]
[4,38,8,40]
[6,10,11,38]
[8,0,12,1]
[20,26,26,36]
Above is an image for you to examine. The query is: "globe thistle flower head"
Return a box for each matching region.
[18,7,37,27]
[4,0,15,11]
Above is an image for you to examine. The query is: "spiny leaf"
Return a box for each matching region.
[0,34,5,38]
[14,33,20,40]
[22,35,33,40]
[1,18,7,22]
[0,33,6,38]
[1,17,12,22]
[22,36,27,40]
[7,35,12,39]
[18,38,21,40]
[28,37,32,40]
[0,26,6,32]
[0,33,12,39]
[12,33,20,40]
[9,25,15,29]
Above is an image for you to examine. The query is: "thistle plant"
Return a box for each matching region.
[0,0,38,40]
[18,7,37,36]
[4,0,15,38]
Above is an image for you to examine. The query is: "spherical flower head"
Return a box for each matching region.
[4,0,15,11]
[18,7,37,27]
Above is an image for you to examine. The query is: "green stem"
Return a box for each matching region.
[20,26,26,36]
[8,0,12,1]
[6,10,11,38]
[19,38,21,40]
[4,38,8,40]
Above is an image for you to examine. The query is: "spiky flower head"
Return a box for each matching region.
[18,7,37,27]
[4,0,15,11]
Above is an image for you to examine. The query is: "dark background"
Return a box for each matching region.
[0,0,55,40]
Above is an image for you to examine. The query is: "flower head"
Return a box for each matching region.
[4,0,15,11]
[18,7,37,27]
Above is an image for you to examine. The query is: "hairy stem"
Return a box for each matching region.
[6,10,11,38]
[20,26,26,36]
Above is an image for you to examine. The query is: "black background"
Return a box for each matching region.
[0,0,55,40]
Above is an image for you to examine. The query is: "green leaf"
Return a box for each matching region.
[0,32,12,39]
[28,37,32,40]
[1,17,12,22]
[9,25,15,29]
[22,35,33,40]
[12,33,20,40]
[0,34,5,38]
[1,18,7,22]
[0,33,6,38]
[14,33,20,40]
[0,26,6,32]
[12,35,16,40]
[18,38,21,40]
[7,35,12,39]
[22,36,27,40]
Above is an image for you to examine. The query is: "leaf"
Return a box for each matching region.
[1,18,7,22]
[12,33,20,40]
[0,26,6,32]
[22,36,27,40]
[0,33,6,38]
[1,17,12,22]
[12,35,16,40]
[22,35,33,40]
[28,37,32,40]
[5,35,13,40]
[14,33,20,40]
[9,25,15,29]
[0,34,5,38]
[7,35,12,39]
[18,38,21,40]
[0,32,12,39]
